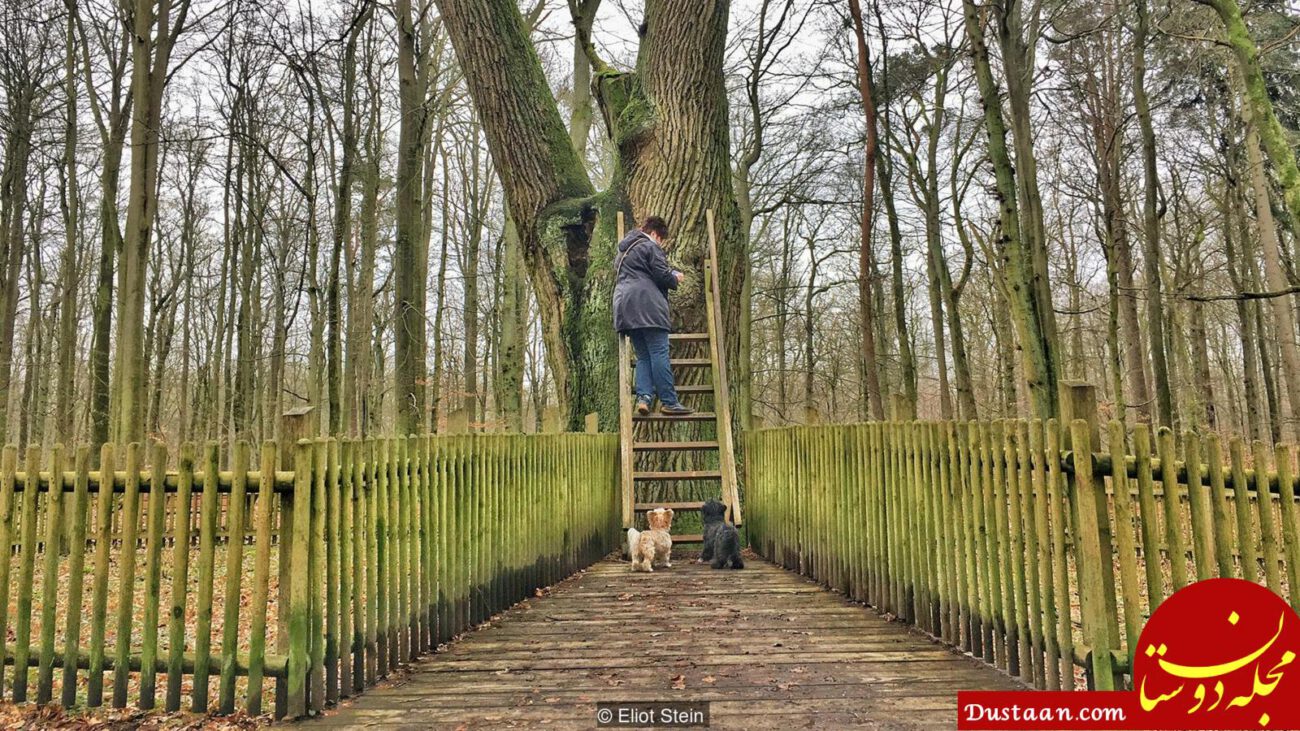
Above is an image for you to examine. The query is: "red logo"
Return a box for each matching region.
[958,579,1300,729]
[1135,578,1300,729]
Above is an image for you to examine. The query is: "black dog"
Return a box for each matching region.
[699,499,743,569]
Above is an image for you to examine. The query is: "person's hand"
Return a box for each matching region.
[674,270,685,283]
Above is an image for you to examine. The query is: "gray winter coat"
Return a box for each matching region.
[613,229,678,333]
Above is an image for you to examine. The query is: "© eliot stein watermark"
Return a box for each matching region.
[595,701,710,727]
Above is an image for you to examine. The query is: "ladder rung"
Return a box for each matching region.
[629,384,713,395]
[629,358,712,367]
[633,412,717,422]
[634,470,722,481]
[672,534,705,543]
[668,333,709,341]
[634,501,706,511]
[632,441,719,451]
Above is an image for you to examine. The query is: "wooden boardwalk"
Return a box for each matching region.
[311,556,1021,729]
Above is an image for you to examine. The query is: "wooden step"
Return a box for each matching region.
[629,383,713,395]
[633,470,722,481]
[634,501,706,511]
[668,333,709,342]
[672,533,705,543]
[632,412,716,422]
[629,357,712,367]
[632,440,719,451]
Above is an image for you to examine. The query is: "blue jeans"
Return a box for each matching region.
[627,328,680,407]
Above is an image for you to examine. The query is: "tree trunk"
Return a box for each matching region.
[394,0,431,434]
[1133,0,1173,428]
[55,11,81,441]
[461,134,486,428]
[1201,0,1300,227]
[569,0,599,159]
[345,75,382,436]
[847,0,884,420]
[1225,179,1264,439]
[1245,117,1300,438]
[113,0,191,443]
[326,6,369,436]
[924,249,952,419]
[430,148,451,429]
[960,0,1059,419]
[871,6,917,412]
[438,0,742,430]
[994,0,1059,390]
[0,83,37,443]
[18,241,45,448]
[497,215,525,431]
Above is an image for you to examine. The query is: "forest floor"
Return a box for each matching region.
[0,702,269,729]
[4,536,279,717]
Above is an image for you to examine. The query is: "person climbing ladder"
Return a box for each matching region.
[613,216,694,416]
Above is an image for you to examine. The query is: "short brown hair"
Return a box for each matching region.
[640,216,669,240]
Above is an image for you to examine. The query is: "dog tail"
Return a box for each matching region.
[626,528,640,560]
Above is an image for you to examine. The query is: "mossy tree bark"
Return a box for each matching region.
[993,0,1060,388]
[437,0,743,429]
[1196,0,1300,227]
[497,215,526,432]
[960,0,1059,419]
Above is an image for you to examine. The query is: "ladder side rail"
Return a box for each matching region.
[618,333,635,528]
[705,209,743,525]
[617,212,636,529]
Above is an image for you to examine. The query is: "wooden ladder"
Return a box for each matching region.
[618,210,742,545]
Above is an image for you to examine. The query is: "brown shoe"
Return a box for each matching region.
[659,403,694,416]
[636,399,651,416]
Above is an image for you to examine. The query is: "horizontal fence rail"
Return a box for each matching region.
[0,433,619,718]
[746,417,1298,692]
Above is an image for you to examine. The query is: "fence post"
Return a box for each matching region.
[1061,383,1122,690]
[542,407,561,434]
[585,413,599,434]
[285,440,314,717]
[277,407,314,718]
[889,394,915,422]
[444,408,469,435]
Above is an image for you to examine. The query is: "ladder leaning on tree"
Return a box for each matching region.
[617,209,743,544]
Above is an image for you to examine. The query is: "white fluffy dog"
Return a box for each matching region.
[627,508,674,572]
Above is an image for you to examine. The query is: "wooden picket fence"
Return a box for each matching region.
[0,433,619,718]
[745,394,1299,693]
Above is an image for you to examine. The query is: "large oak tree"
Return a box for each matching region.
[433,0,744,428]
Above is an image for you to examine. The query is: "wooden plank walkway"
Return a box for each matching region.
[310,557,1021,729]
